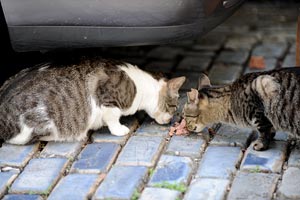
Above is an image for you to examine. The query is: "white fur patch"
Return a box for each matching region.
[8,123,34,145]
[253,75,280,98]
[119,64,162,117]
[88,97,103,130]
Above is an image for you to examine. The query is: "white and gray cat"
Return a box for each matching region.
[0,58,185,145]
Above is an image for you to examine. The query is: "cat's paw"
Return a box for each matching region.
[110,125,130,136]
[252,139,269,151]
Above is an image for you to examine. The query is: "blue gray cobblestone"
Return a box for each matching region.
[149,155,193,186]
[139,187,181,200]
[0,143,39,167]
[252,43,288,58]
[10,158,68,194]
[176,57,211,72]
[165,135,206,158]
[208,63,243,85]
[116,135,164,167]
[2,194,43,200]
[71,142,120,173]
[241,141,287,173]
[210,124,254,148]
[184,178,230,200]
[216,50,249,65]
[224,35,258,51]
[227,172,279,200]
[92,116,138,144]
[93,166,147,200]
[277,167,300,200]
[282,54,296,67]
[288,148,300,168]
[48,174,99,200]
[40,141,83,159]
[0,172,18,198]
[196,146,242,179]
[135,117,169,137]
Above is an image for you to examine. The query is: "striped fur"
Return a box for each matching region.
[183,68,300,151]
[0,58,185,145]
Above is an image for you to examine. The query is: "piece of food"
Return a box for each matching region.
[249,56,266,69]
[169,119,190,136]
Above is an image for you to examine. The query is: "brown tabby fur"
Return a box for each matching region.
[183,68,300,151]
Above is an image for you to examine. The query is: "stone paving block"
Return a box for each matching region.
[209,63,243,85]
[278,167,300,200]
[288,148,300,168]
[176,56,211,72]
[71,142,120,173]
[215,50,249,65]
[93,166,148,200]
[262,31,296,43]
[2,194,43,200]
[225,35,258,50]
[144,61,175,73]
[196,146,242,179]
[10,158,68,194]
[135,117,169,137]
[273,131,289,141]
[252,43,287,58]
[147,47,183,60]
[165,135,206,158]
[282,54,296,67]
[40,141,83,159]
[140,187,181,200]
[241,141,287,173]
[91,116,138,144]
[184,178,230,200]
[91,130,129,145]
[0,143,39,167]
[48,174,99,200]
[116,136,164,167]
[210,124,254,148]
[244,58,277,74]
[149,155,193,186]
[194,33,227,51]
[227,172,279,200]
[0,172,18,198]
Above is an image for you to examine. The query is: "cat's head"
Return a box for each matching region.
[153,76,186,124]
[183,73,212,132]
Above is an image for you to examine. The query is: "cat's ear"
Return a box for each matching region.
[198,73,211,90]
[187,88,199,104]
[167,76,185,93]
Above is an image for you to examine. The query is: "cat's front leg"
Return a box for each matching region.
[102,107,130,136]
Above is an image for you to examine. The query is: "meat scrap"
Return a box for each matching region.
[168,119,190,136]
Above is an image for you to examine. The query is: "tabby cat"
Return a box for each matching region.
[0,58,185,145]
[183,68,300,151]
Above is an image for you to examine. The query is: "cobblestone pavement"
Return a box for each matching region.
[1,1,300,200]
